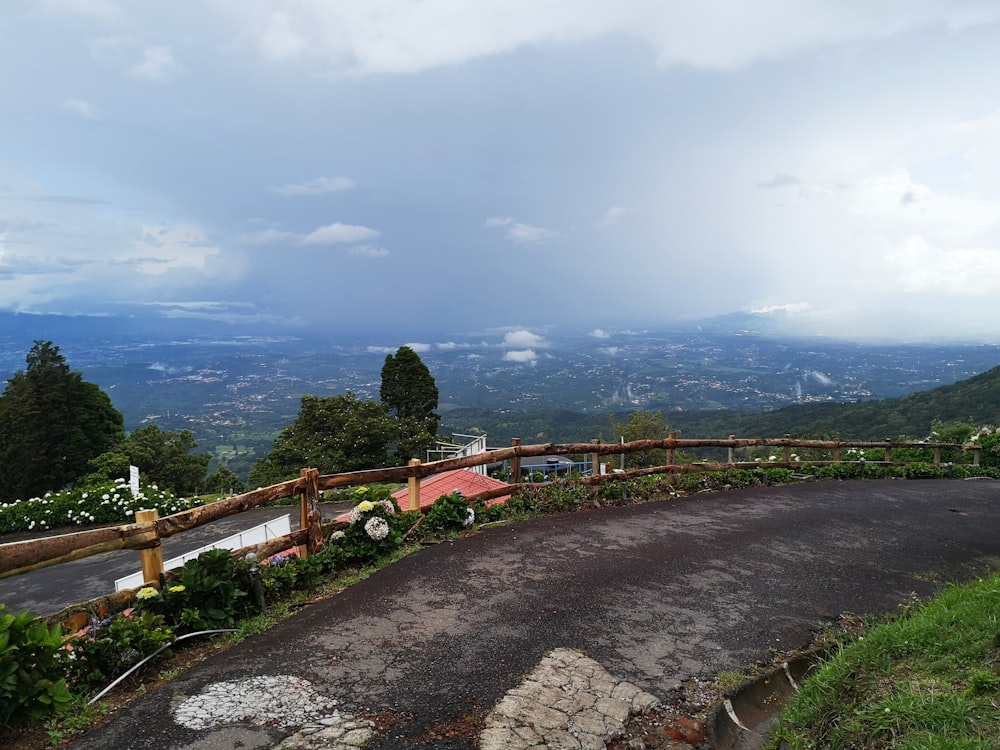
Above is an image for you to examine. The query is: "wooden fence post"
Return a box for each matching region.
[300,468,323,555]
[884,438,893,463]
[591,439,601,475]
[728,434,736,464]
[134,509,164,587]
[407,459,421,511]
[972,446,981,466]
[783,435,791,463]
[933,446,941,466]
[511,439,522,485]
[832,442,841,463]
[668,431,677,466]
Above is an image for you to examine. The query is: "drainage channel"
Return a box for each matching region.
[707,648,826,750]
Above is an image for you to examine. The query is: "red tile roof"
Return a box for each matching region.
[392,468,512,512]
[334,469,513,522]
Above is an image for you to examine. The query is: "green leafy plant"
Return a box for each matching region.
[64,611,175,692]
[424,491,476,532]
[135,549,253,633]
[0,606,73,727]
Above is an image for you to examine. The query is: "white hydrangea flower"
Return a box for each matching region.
[463,507,475,527]
[378,499,396,516]
[364,516,389,541]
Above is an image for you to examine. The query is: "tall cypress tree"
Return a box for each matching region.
[380,346,440,461]
[0,341,124,501]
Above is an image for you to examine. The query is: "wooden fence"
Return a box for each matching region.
[0,434,980,625]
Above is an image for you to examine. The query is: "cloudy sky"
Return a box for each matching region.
[3,1,1000,341]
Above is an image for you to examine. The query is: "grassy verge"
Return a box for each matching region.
[768,571,1000,749]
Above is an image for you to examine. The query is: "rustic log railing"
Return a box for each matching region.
[0,435,980,624]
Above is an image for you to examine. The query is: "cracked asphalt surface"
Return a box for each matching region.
[62,479,1000,749]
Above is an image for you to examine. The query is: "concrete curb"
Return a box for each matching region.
[706,647,828,750]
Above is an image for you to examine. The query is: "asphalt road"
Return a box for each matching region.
[47,479,1000,749]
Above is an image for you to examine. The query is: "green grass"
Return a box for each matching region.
[768,572,1000,749]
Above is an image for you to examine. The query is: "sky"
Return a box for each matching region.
[3,1,1000,343]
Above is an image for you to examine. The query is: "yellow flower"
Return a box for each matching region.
[355,486,369,495]
[169,585,186,593]
[357,500,375,513]
[136,586,159,600]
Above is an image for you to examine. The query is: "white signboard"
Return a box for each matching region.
[129,465,140,497]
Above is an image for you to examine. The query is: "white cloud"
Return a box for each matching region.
[215,1,1000,76]
[128,225,222,275]
[271,177,356,196]
[749,303,814,316]
[258,10,308,62]
[63,98,97,119]
[348,245,389,258]
[367,342,430,353]
[503,330,545,348]
[300,222,379,245]
[847,169,999,242]
[590,328,610,338]
[485,216,557,244]
[883,238,1000,295]
[599,206,626,226]
[128,45,183,81]
[503,349,537,364]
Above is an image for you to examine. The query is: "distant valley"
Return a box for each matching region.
[2,312,998,479]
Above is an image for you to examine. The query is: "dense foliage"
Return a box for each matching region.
[135,549,255,634]
[0,605,73,727]
[0,342,124,503]
[609,410,671,468]
[249,347,441,485]
[380,345,441,462]
[86,424,212,496]
[248,393,398,486]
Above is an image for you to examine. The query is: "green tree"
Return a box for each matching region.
[203,464,245,495]
[248,392,396,487]
[0,341,124,501]
[86,425,211,495]
[380,346,440,461]
[126,425,211,495]
[609,410,670,469]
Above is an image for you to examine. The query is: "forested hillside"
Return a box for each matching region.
[441,363,1000,445]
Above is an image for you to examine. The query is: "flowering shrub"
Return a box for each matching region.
[326,486,406,562]
[0,479,205,535]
